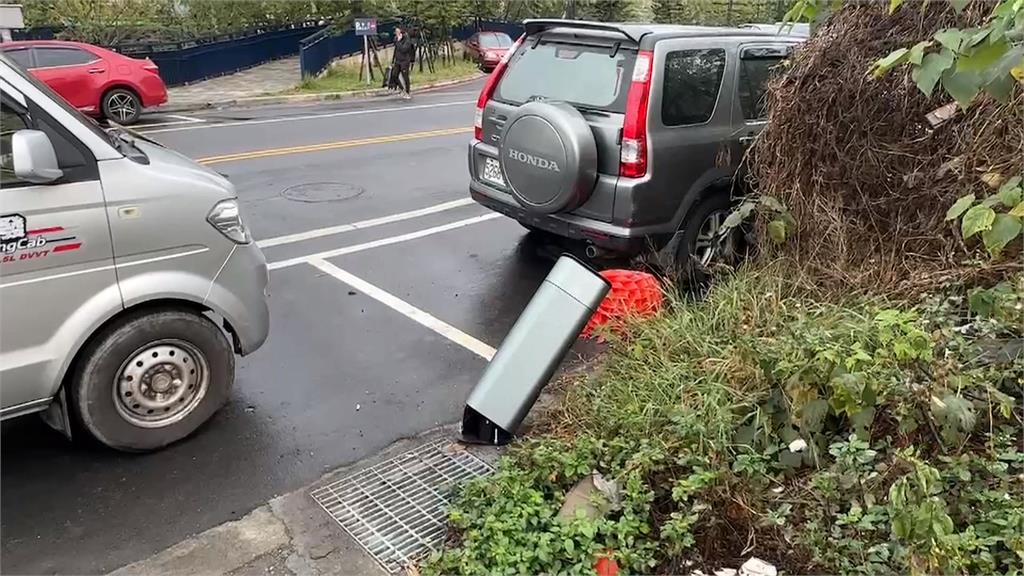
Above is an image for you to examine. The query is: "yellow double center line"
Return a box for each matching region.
[197,126,472,165]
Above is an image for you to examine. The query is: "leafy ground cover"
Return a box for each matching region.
[423,265,1023,575]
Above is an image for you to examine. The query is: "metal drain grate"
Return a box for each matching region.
[310,440,493,573]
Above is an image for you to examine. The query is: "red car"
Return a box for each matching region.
[1,40,167,125]
[463,31,514,72]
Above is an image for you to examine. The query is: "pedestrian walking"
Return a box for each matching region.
[393,27,415,99]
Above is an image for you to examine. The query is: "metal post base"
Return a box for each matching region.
[460,406,514,446]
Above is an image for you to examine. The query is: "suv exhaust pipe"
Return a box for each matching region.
[461,254,610,445]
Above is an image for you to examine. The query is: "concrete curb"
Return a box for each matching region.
[161,73,485,113]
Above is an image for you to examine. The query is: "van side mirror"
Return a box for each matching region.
[12,130,63,184]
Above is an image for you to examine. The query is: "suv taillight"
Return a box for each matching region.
[475,34,523,140]
[620,50,653,178]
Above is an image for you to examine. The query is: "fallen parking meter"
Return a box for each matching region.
[461,254,610,445]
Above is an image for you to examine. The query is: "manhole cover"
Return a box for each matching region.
[310,440,492,573]
[281,182,365,203]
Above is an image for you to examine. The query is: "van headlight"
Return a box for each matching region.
[207,199,251,244]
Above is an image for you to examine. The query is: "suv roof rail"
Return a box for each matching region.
[523,19,641,43]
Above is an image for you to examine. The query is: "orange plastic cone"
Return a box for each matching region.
[595,554,619,576]
[582,269,663,338]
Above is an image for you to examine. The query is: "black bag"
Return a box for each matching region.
[382,65,393,89]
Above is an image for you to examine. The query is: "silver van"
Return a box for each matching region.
[0,55,269,451]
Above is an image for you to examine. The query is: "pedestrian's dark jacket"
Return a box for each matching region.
[394,36,416,66]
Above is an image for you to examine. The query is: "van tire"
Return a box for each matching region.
[101,88,142,125]
[69,309,234,452]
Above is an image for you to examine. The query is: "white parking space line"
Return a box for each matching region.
[137,114,207,128]
[420,90,480,96]
[308,258,496,361]
[143,100,475,134]
[257,198,475,248]
[266,213,500,270]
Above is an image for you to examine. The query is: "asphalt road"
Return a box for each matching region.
[0,80,567,574]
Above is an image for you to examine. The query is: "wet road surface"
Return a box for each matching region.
[0,80,565,574]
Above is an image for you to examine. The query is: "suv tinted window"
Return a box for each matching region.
[34,47,96,68]
[738,57,782,120]
[496,41,635,113]
[662,48,726,126]
[3,48,33,69]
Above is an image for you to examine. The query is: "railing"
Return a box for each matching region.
[13,18,526,86]
[299,20,399,79]
[118,23,323,86]
[299,19,525,79]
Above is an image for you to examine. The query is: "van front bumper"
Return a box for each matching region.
[206,243,270,355]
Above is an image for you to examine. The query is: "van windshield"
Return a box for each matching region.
[495,40,635,113]
[1,54,112,147]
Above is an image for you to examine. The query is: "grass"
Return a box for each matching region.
[291,58,480,94]
[423,265,1024,575]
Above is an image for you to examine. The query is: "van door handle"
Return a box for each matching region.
[87,68,106,74]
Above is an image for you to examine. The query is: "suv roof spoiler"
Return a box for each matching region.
[523,19,641,43]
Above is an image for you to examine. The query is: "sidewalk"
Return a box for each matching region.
[164,56,301,111]
[109,426,503,576]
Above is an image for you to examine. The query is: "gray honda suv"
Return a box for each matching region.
[468,20,803,270]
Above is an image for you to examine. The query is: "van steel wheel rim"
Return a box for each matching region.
[113,339,209,428]
[107,93,137,121]
[694,210,729,266]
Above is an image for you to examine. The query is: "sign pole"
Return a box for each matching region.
[363,35,370,85]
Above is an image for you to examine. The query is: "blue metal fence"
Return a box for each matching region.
[299,20,399,79]
[299,19,525,79]
[14,18,524,86]
[12,26,59,40]
[117,24,323,86]
[467,20,526,40]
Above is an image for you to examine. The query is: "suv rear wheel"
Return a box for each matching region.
[674,193,740,282]
[69,308,234,452]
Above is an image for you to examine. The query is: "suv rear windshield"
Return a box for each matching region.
[496,40,636,113]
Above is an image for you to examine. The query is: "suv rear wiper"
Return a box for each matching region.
[572,104,610,117]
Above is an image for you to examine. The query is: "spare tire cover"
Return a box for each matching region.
[499,101,598,214]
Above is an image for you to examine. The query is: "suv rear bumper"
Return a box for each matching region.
[470,180,648,254]
[469,139,657,254]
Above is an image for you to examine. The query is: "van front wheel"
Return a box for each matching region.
[70,309,234,452]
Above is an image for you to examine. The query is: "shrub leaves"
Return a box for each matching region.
[961,204,996,238]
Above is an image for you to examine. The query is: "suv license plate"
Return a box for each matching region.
[482,157,505,187]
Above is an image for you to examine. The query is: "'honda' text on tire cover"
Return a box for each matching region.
[507,148,561,172]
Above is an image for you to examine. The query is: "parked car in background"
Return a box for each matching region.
[468,20,804,275]
[1,54,268,451]
[463,31,514,71]
[1,40,167,125]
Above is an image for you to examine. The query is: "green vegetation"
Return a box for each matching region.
[22,0,343,45]
[291,57,479,94]
[652,0,787,26]
[424,268,1023,575]
[22,0,796,46]
[421,2,1022,572]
